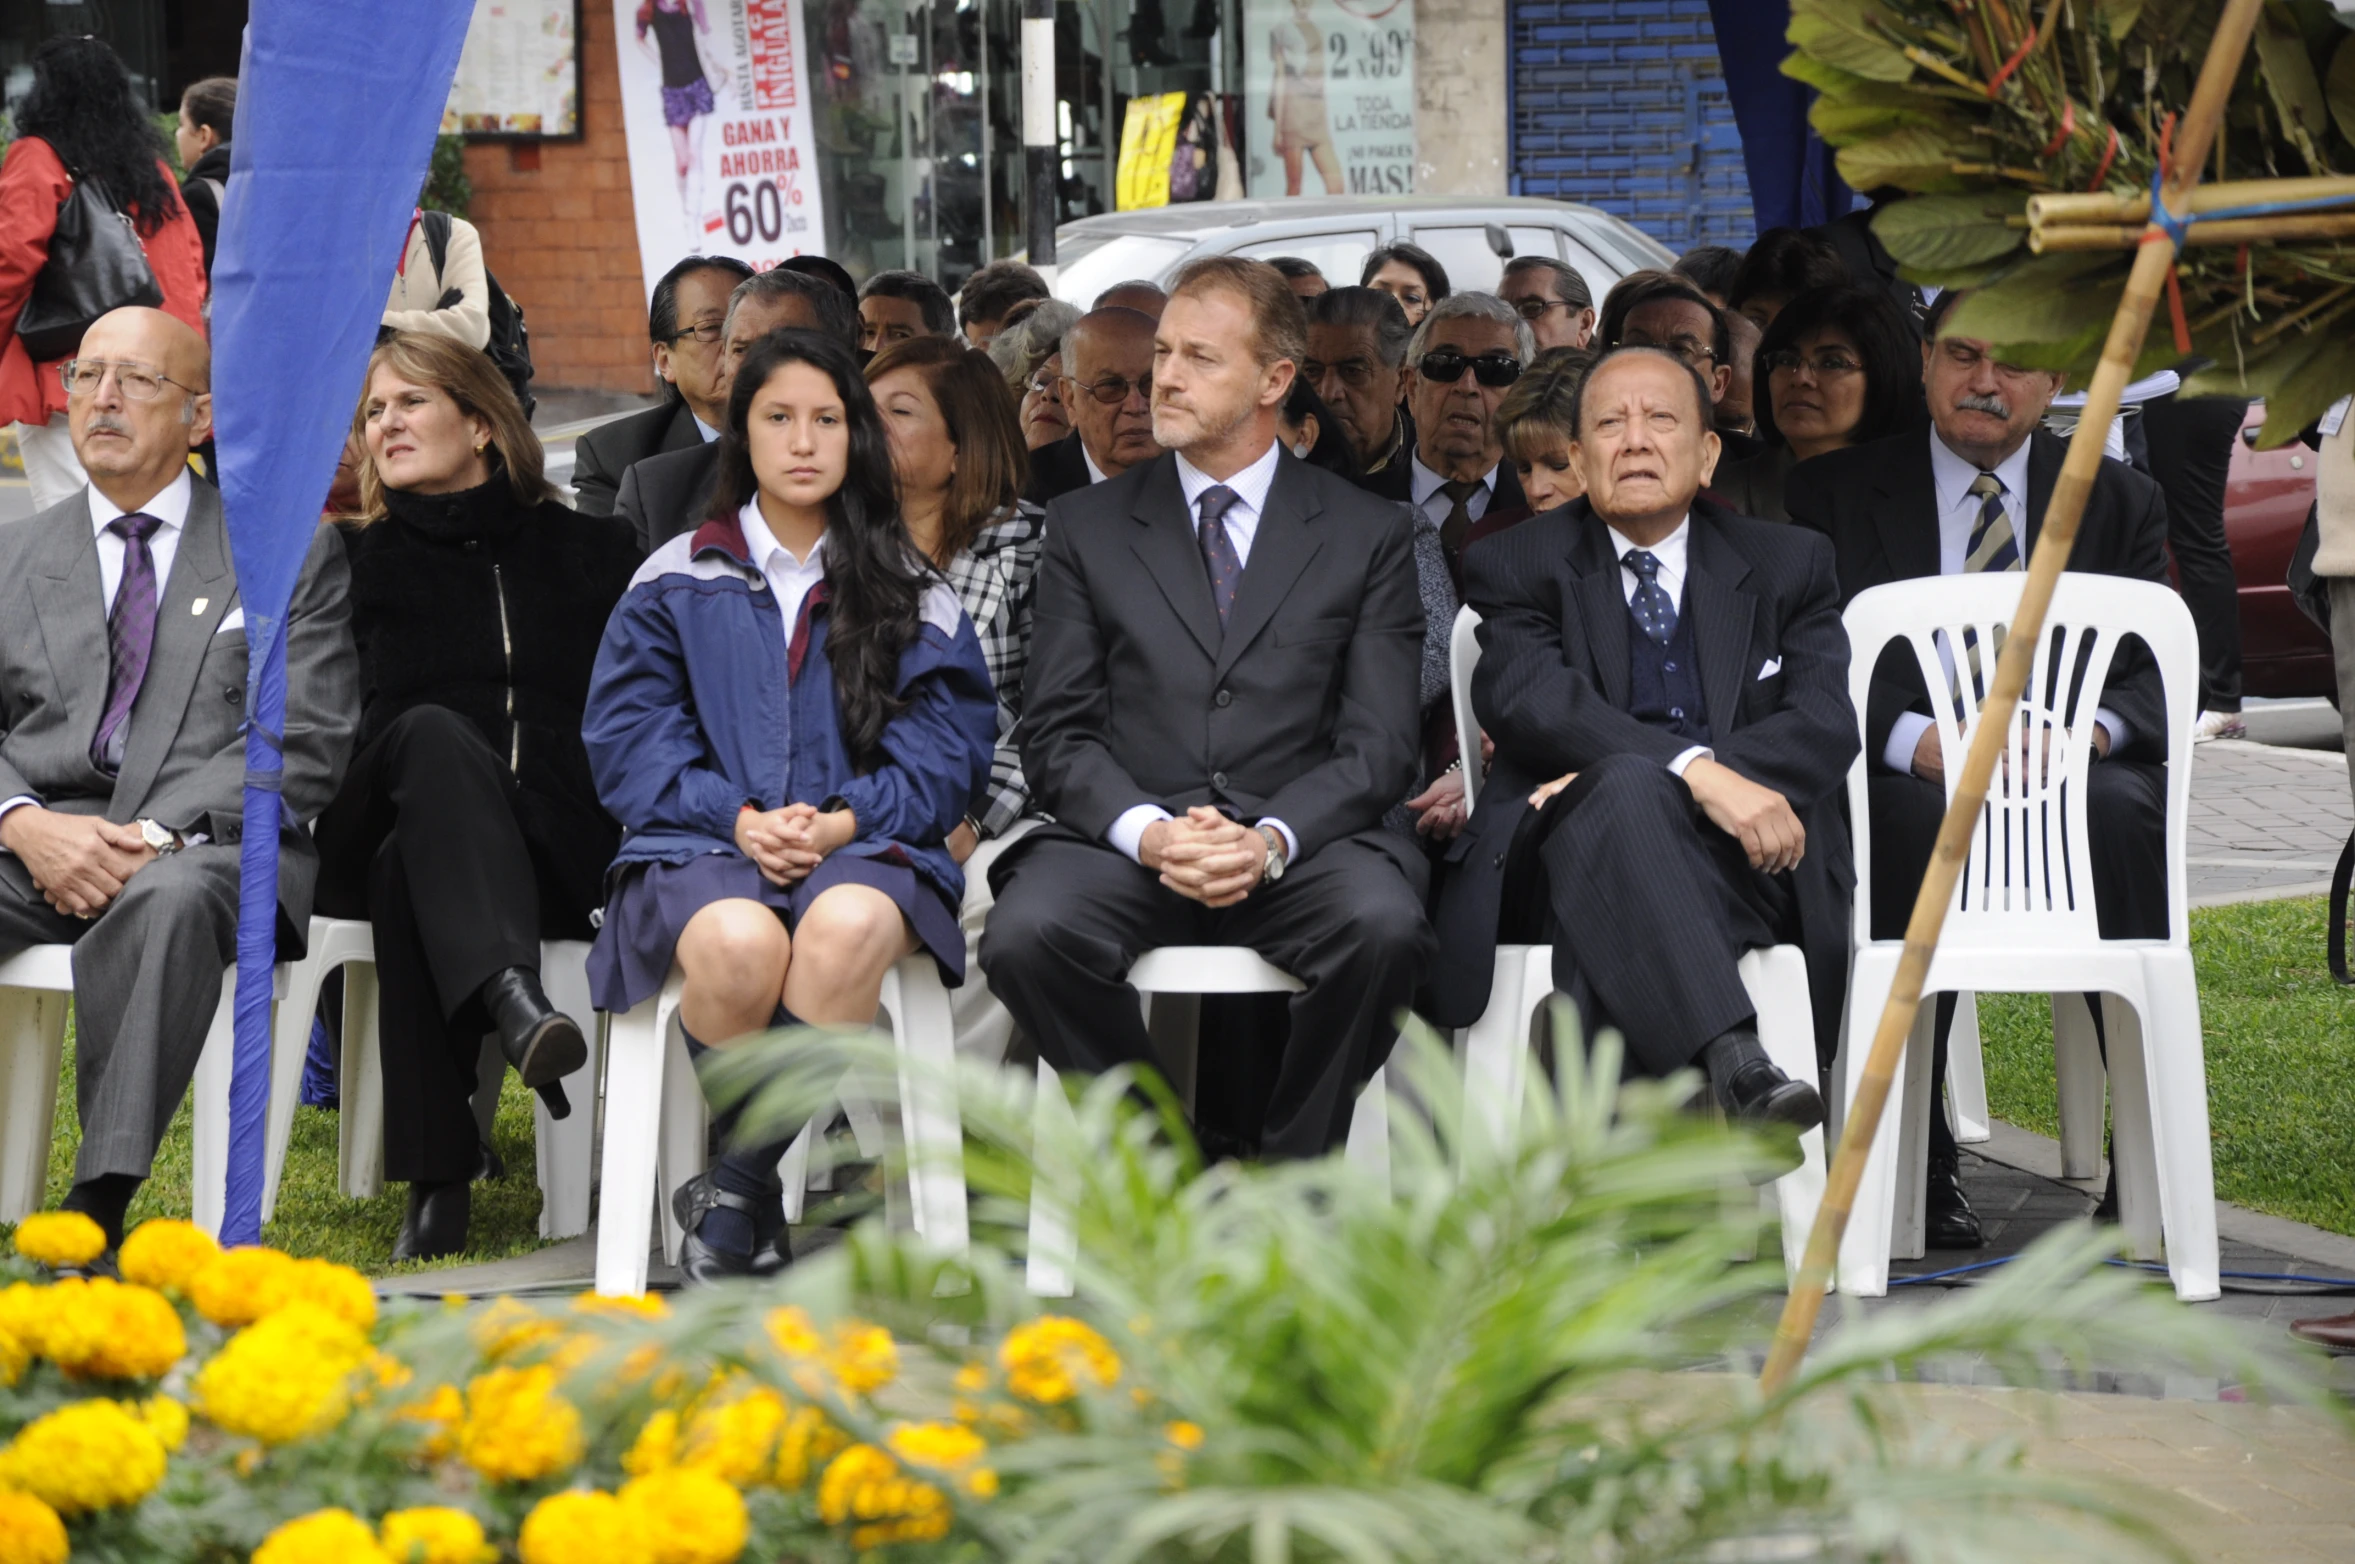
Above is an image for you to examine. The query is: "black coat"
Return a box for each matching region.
[335,483,643,903]
[615,440,721,554]
[179,143,231,273]
[1353,452,1533,590]
[1023,431,1095,507]
[572,400,704,518]
[1783,426,2173,767]
[1429,497,1859,1061]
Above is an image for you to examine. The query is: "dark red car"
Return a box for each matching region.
[2228,403,2332,699]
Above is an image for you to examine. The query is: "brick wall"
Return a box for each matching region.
[462,2,652,395]
[1508,0,1754,251]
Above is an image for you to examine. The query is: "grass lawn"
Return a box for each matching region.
[1980,894,2355,1238]
[22,1027,556,1276]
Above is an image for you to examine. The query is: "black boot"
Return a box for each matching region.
[392,1180,470,1263]
[480,967,587,1093]
[671,1172,792,1286]
[1925,1156,1985,1249]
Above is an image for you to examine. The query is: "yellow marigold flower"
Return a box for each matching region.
[401,1383,466,1462]
[517,1491,651,1564]
[888,1420,996,1498]
[1164,1420,1204,1451]
[380,1506,495,1564]
[952,1362,989,1394]
[472,1298,564,1363]
[141,1395,190,1451]
[572,1293,667,1321]
[252,1508,390,1564]
[762,1306,822,1359]
[12,1212,105,1268]
[816,1443,952,1550]
[621,1468,748,1564]
[44,1277,186,1380]
[457,1364,583,1484]
[0,1399,168,1516]
[681,1388,786,1486]
[827,1322,898,1397]
[118,1219,220,1294]
[998,1316,1120,1404]
[0,1489,69,1564]
[281,1259,377,1332]
[772,1403,846,1490]
[194,1302,370,1445]
[622,1408,680,1476]
[187,1247,299,1328]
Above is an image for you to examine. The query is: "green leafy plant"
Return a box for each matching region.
[422,132,472,218]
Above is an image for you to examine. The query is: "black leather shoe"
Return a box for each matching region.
[392,1180,470,1263]
[1715,1058,1826,1132]
[481,967,587,1091]
[672,1174,791,1286]
[1925,1161,1985,1249]
[474,1140,505,1183]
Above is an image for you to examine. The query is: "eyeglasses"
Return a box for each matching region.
[1415,348,1523,389]
[1026,374,1065,398]
[60,360,198,401]
[1620,334,1716,367]
[1760,349,1863,378]
[1306,357,1385,389]
[1062,372,1152,405]
[669,320,726,346]
[1509,297,1583,321]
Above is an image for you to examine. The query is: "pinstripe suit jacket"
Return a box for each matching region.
[1429,496,1858,1060]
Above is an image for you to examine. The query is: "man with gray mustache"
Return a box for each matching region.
[1784,291,2173,1252]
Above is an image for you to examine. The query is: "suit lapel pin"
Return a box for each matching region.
[191,598,209,615]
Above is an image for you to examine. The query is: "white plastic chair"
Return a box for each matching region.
[1025,946,1394,1297]
[1446,605,1828,1279]
[0,945,289,1237]
[1835,573,2214,1300]
[268,919,603,1238]
[592,955,964,1297]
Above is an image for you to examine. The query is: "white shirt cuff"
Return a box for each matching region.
[1667,747,1710,778]
[1885,712,1936,775]
[1108,804,1172,864]
[0,796,35,854]
[2094,708,2129,754]
[1256,818,1300,863]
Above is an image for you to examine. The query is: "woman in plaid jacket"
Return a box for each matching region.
[867,336,1047,1063]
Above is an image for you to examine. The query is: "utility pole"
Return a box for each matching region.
[1022,0,1056,282]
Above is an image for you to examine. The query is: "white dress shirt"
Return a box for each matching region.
[737,499,829,648]
[1082,445,1109,486]
[691,412,721,443]
[1887,428,2126,771]
[1604,515,1708,778]
[1408,451,1497,535]
[1107,440,1301,867]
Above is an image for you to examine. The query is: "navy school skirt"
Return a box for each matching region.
[587,850,964,1015]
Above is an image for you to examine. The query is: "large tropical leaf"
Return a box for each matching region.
[1786,0,1917,83]
[1873,190,2033,272]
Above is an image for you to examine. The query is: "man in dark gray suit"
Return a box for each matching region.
[981,257,1433,1159]
[570,254,751,516]
[0,307,358,1249]
[614,267,862,552]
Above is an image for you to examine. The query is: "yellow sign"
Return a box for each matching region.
[1116,92,1190,211]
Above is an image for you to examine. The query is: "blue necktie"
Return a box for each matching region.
[1197,484,1243,628]
[1623,548,1676,645]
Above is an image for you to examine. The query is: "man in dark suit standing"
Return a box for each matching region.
[1023,306,1161,506]
[0,308,358,1249]
[1431,346,1855,1126]
[1784,306,2173,1244]
[570,255,751,516]
[1354,293,1535,584]
[614,267,862,551]
[982,257,1433,1159]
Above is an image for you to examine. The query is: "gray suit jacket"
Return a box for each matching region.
[572,400,702,518]
[614,440,721,555]
[0,482,361,932]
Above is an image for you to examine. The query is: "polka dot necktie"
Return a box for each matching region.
[91,511,163,775]
[1622,548,1676,646]
[1197,484,1243,629]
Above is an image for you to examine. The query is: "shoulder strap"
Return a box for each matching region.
[420,209,452,279]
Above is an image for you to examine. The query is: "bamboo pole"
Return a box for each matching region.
[2032,213,2355,250]
[2027,173,2355,227]
[1756,0,2267,1398]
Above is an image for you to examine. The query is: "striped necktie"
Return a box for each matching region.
[1958,472,2019,696]
[92,511,163,774]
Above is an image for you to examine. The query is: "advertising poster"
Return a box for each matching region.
[1243,0,1414,200]
[612,0,830,299]
[443,1,580,136]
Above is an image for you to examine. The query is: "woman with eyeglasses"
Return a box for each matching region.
[1360,243,1451,328]
[1712,284,1924,522]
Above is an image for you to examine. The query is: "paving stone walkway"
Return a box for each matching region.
[2188,731,2353,905]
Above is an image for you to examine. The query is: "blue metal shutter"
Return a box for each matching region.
[1507,0,1757,252]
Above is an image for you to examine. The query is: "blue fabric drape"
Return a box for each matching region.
[1704,0,1853,232]
[209,0,475,1246]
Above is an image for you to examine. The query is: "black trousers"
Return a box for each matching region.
[2142,393,2249,714]
[313,706,595,1184]
[980,829,1433,1159]
[1499,753,1797,1079]
[1867,762,2166,1164]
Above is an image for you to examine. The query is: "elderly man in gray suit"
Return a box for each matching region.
[0,306,358,1252]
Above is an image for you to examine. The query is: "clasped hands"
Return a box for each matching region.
[734,802,856,888]
[0,808,159,919]
[1139,807,1278,909]
[1910,721,2108,787]
[1525,754,1807,875]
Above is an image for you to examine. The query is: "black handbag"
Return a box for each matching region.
[13,174,163,362]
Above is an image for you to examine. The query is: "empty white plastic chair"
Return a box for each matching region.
[592,955,964,1297]
[1835,573,2214,1300]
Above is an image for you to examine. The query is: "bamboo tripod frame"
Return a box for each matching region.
[1755,0,2269,1397]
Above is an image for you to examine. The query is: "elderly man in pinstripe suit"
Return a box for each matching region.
[1429,346,1857,1127]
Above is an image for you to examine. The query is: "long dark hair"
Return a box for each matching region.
[15,37,181,236]
[1753,284,1925,451]
[712,331,931,767]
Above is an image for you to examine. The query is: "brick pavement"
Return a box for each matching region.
[2188,735,2353,906]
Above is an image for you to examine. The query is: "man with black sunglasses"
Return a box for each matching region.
[1025,306,1163,505]
[1356,293,1536,588]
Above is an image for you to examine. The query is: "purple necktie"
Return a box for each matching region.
[1196,484,1243,628]
[92,511,163,774]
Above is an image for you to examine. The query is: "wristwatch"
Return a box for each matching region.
[1256,825,1287,885]
[135,819,181,856]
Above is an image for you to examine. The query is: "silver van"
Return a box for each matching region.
[1044,196,1677,306]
